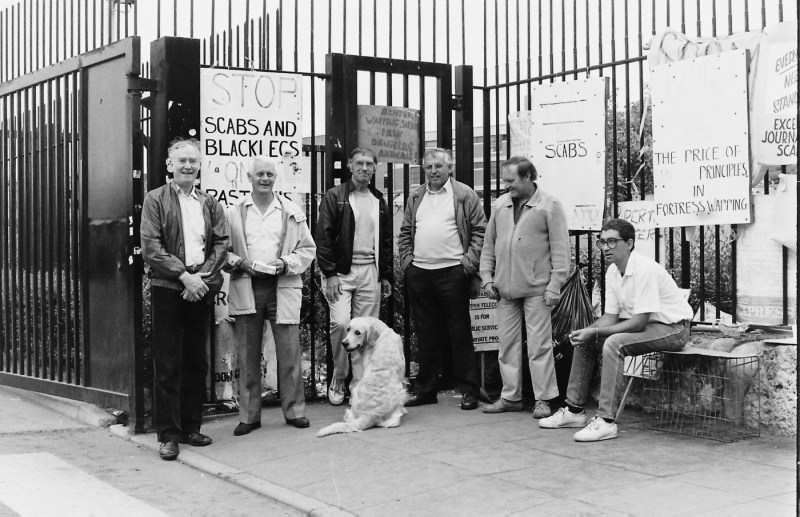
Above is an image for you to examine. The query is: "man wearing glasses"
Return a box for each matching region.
[316,148,393,406]
[539,218,692,441]
[399,148,486,410]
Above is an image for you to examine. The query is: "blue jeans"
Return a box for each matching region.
[566,320,690,419]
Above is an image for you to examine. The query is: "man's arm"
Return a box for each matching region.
[569,312,650,346]
[397,194,414,270]
[278,215,317,275]
[314,192,339,278]
[479,207,499,299]
[201,196,230,279]
[140,190,187,279]
[461,189,487,275]
[545,196,571,297]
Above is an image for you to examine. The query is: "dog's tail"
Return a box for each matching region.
[316,414,381,438]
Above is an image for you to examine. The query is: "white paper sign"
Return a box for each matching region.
[617,200,659,261]
[509,77,608,231]
[651,51,752,227]
[754,23,797,165]
[200,69,303,206]
[470,294,499,352]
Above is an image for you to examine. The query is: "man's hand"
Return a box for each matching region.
[179,271,210,301]
[381,279,392,298]
[484,282,500,301]
[267,259,285,275]
[544,290,561,307]
[568,327,598,347]
[239,259,265,277]
[325,276,342,304]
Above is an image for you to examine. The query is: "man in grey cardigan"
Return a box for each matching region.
[480,156,570,419]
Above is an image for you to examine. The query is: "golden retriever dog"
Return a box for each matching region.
[317,317,409,437]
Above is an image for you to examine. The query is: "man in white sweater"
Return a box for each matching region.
[480,156,570,419]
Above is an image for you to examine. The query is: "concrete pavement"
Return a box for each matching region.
[122,390,796,516]
[4,386,797,515]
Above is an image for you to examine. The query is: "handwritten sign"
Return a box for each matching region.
[357,105,420,165]
[651,51,751,227]
[200,69,303,205]
[618,200,659,261]
[509,77,608,231]
[755,22,797,165]
[470,293,499,352]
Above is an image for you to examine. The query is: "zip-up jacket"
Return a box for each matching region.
[140,182,230,294]
[479,186,570,299]
[315,180,392,281]
[398,178,486,277]
[225,195,316,323]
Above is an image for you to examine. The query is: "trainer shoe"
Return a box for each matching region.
[573,417,618,442]
[328,378,346,406]
[531,400,552,419]
[482,398,524,413]
[538,407,588,429]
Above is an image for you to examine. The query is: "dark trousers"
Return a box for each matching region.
[406,264,480,397]
[151,286,211,443]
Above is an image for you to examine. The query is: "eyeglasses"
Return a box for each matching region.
[595,237,626,249]
[352,160,376,169]
[423,162,450,171]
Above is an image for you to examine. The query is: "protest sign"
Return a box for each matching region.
[651,50,751,227]
[357,105,421,165]
[509,77,608,231]
[200,69,303,205]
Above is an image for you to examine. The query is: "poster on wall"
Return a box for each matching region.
[754,22,797,166]
[508,77,608,231]
[357,105,421,165]
[650,50,752,227]
[200,68,304,205]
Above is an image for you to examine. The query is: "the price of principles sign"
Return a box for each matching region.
[200,69,303,205]
[651,51,752,227]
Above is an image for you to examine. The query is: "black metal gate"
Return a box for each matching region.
[0,37,145,427]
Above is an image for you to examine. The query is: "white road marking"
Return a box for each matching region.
[0,452,167,517]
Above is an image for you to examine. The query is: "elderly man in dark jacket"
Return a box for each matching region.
[140,137,229,461]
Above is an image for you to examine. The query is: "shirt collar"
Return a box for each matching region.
[245,193,281,213]
[426,177,452,194]
[172,180,198,200]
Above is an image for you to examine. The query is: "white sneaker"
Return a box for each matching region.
[328,379,346,406]
[538,407,587,429]
[573,417,618,442]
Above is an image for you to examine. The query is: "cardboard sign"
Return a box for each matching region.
[200,69,303,205]
[470,293,499,352]
[509,77,608,231]
[650,51,752,226]
[357,105,420,165]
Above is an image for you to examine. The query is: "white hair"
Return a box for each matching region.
[248,155,279,175]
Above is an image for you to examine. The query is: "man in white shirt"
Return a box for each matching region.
[140,138,229,460]
[398,148,486,410]
[225,157,316,435]
[539,218,693,441]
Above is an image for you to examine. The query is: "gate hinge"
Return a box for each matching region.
[128,76,158,93]
[452,95,464,111]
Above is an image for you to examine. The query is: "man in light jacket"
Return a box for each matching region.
[225,156,316,436]
[480,156,570,419]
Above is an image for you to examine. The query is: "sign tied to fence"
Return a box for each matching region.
[200,69,304,204]
[357,105,420,165]
[651,50,752,227]
[470,293,499,352]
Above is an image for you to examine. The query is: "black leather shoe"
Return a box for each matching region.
[181,432,213,447]
[285,417,310,428]
[460,392,479,410]
[233,421,261,436]
[159,441,179,461]
[405,393,438,407]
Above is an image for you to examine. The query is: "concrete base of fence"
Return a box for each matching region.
[2,385,118,428]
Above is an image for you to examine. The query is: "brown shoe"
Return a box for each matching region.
[482,398,524,413]
[159,441,179,461]
[285,417,310,428]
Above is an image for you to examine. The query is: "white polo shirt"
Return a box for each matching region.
[174,182,206,267]
[604,251,693,324]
